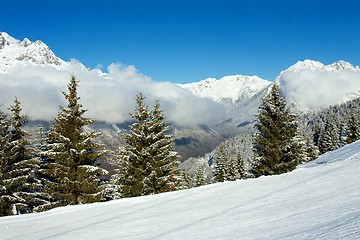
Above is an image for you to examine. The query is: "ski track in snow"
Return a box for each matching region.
[1,141,360,240]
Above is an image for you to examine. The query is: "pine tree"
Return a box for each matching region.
[303,135,320,162]
[0,98,43,215]
[0,107,10,216]
[114,94,180,197]
[346,113,360,144]
[147,99,180,193]
[43,75,107,209]
[339,122,348,147]
[253,84,303,177]
[178,169,192,190]
[214,145,227,182]
[226,157,239,181]
[31,124,52,212]
[194,164,205,187]
[318,119,340,153]
[236,151,246,179]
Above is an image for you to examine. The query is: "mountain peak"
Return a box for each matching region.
[0,32,65,70]
[179,74,271,104]
[20,38,32,47]
[287,59,325,72]
[0,32,20,49]
[327,60,356,71]
[285,59,358,73]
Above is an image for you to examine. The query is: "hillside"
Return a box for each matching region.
[1,140,359,240]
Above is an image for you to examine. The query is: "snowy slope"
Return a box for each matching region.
[179,75,271,104]
[1,141,359,240]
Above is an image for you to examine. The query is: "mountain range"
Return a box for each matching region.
[1,31,360,160]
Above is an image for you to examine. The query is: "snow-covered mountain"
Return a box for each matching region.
[179,59,360,108]
[0,32,66,72]
[276,59,360,112]
[1,140,359,239]
[179,75,271,105]
[284,59,359,73]
[1,32,360,159]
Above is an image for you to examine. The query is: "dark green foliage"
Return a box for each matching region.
[253,84,303,177]
[43,75,107,209]
[0,98,43,216]
[113,94,180,197]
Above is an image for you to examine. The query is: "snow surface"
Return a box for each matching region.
[1,141,359,240]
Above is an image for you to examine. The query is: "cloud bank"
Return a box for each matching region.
[279,69,360,111]
[0,61,226,126]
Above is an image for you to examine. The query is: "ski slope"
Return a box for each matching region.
[1,141,360,240]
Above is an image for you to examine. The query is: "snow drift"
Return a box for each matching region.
[1,141,359,240]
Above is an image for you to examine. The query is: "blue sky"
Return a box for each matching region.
[1,0,360,83]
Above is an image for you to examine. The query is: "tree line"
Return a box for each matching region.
[0,75,188,216]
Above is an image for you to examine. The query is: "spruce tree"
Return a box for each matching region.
[346,113,360,144]
[303,135,320,162]
[236,151,246,179]
[318,119,340,153]
[32,124,52,212]
[194,164,205,187]
[214,145,227,182]
[0,98,43,215]
[114,94,180,197]
[0,108,10,216]
[43,75,107,208]
[253,84,303,177]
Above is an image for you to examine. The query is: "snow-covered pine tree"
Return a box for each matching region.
[226,156,239,181]
[194,164,205,187]
[147,99,181,192]
[303,134,320,162]
[253,84,303,177]
[0,107,10,216]
[43,75,107,209]
[236,151,246,179]
[114,94,181,197]
[346,113,360,144]
[213,145,227,182]
[31,124,53,212]
[0,98,43,215]
[318,118,340,153]
[339,122,348,148]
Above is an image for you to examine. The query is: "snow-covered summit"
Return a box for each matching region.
[275,59,360,112]
[0,32,66,71]
[283,59,359,73]
[179,75,271,104]
[327,60,359,71]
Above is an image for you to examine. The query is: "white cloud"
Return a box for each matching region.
[0,61,226,126]
[279,69,360,111]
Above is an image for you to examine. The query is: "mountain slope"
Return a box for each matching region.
[1,140,359,240]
